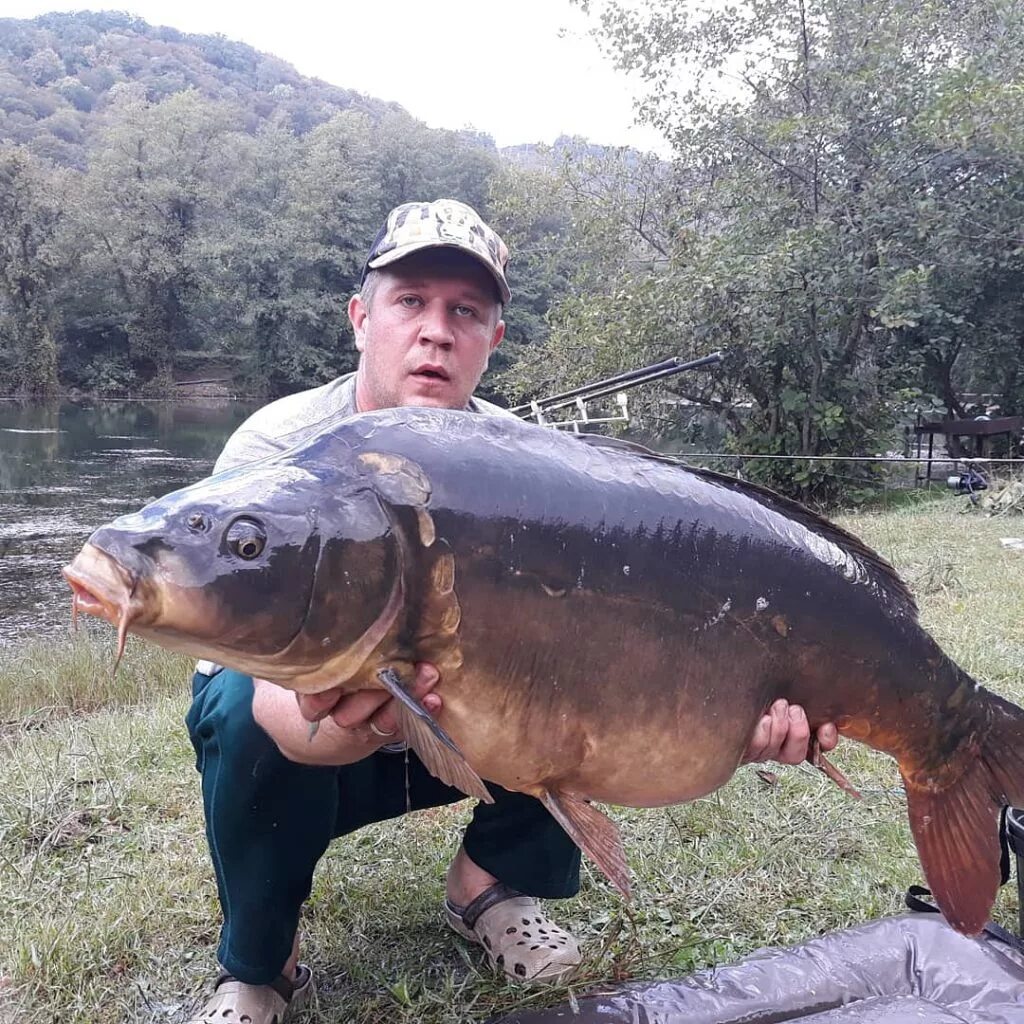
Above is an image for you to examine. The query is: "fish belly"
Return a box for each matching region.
[441,589,773,808]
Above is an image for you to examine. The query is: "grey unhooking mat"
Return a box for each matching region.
[494,915,1024,1024]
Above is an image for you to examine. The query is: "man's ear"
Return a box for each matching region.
[489,319,505,354]
[349,294,368,353]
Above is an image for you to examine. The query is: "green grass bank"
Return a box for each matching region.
[1,496,1022,1023]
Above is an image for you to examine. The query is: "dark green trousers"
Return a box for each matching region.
[185,668,581,985]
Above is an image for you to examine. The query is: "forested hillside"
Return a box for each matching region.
[0,11,574,401]
[0,10,386,170]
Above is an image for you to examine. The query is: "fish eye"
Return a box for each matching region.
[186,512,211,534]
[226,518,267,560]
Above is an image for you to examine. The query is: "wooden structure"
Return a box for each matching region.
[913,415,1024,483]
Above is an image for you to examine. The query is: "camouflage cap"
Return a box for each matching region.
[362,198,511,304]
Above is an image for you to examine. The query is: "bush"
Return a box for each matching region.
[78,354,138,396]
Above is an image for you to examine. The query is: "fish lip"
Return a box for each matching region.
[64,544,152,669]
[410,363,450,381]
[62,557,135,627]
[64,571,114,620]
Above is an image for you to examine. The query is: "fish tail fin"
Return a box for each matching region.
[981,692,1024,808]
[902,690,1024,935]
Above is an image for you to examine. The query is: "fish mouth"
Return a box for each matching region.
[63,544,147,670]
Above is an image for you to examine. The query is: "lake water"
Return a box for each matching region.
[0,400,257,649]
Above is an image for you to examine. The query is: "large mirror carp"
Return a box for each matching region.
[64,408,1024,936]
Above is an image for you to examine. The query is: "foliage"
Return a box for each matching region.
[71,90,242,393]
[4,3,1024,493]
[77,353,137,396]
[501,0,1024,500]
[0,15,572,400]
[0,144,66,396]
[493,144,676,400]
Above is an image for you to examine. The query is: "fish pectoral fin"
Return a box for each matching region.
[540,790,631,899]
[377,667,459,751]
[377,667,493,805]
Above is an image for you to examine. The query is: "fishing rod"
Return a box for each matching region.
[511,351,724,420]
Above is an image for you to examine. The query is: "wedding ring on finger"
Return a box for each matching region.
[369,720,397,738]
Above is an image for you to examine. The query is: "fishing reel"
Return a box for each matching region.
[946,466,989,503]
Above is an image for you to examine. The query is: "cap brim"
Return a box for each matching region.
[367,241,511,305]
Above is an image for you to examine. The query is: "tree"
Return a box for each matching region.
[75,88,240,392]
[504,0,1024,499]
[209,121,306,398]
[0,144,66,396]
[493,144,692,418]
[262,110,383,392]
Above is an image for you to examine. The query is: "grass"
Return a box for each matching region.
[0,626,189,725]
[1,494,1023,1023]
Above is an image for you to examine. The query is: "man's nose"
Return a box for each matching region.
[417,302,455,346]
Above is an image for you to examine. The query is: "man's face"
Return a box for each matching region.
[349,250,505,412]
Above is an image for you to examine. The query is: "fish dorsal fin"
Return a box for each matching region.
[571,432,917,613]
[572,433,661,458]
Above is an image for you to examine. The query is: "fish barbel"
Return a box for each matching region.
[63,407,1024,935]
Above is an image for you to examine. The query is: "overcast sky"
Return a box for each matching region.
[6,1,670,153]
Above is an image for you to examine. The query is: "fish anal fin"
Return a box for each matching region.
[540,790,631,899]
[378,668,493,805]
[902,757,1003,935]
[808,739,862,800]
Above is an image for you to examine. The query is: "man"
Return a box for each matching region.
[186,199,837,1024]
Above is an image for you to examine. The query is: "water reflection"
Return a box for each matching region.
[0,400,256,649]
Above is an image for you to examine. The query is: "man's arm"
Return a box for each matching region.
[253,664,441,766]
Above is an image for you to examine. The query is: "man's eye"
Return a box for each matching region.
[399,295,421,307]
[454,305,476,317]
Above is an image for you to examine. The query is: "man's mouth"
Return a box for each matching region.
[411,365,450,382]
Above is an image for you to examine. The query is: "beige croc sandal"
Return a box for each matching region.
[445,882,581,984]
[187,964,313,1024]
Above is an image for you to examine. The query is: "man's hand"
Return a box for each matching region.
[743,699,838,765]
[295,663,441,735]
[253,664,441,766]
